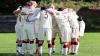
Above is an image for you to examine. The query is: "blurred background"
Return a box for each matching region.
[0,0,100,32]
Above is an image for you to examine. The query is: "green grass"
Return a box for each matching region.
[0,33,100,56]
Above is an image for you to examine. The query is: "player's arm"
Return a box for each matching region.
[13,6,22,15]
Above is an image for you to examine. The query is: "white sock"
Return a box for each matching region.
[29,44,34,55]
[39,46,42,55]
[71,45,75,53]
[49,48,52,55]
[52,45,55,52]
[61,44,64,54]
[75,42,79,54]
[21,43,26,54]
[63,48,68,55]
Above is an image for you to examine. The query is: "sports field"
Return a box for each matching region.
[0,33,100,56]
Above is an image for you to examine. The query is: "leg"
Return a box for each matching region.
[35,38,39,54]
[38,28,44,56]
[70,38,79,55]
[47,28,52,56]
[15,25,22,55]
[38,40,44,56]
[52,32,56,54]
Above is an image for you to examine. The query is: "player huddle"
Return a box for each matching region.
[13,1,85,56]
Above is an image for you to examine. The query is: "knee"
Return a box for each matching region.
[38,40,44,46]
[63,42,70,48]
[71,38,79,45]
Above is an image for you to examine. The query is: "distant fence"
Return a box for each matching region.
[0,15,16,33]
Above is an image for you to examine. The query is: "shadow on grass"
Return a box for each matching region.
[0,53,61,56]
[0,53,16,56]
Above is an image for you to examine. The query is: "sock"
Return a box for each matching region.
[63,43,69,55]
[28,40,34,55]
[75,42,79,54]
[35,38,39,53]
[38,46,42,55]
[21,43,26,54]
[52,45,55,52]
[48,44,52,55]
[29,43,34,55]
[61,44,64,54]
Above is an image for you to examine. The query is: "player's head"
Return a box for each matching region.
[47,3,55,9]
[57,7,64,11]
[78,16,83,21]
[28,1,37,7]
[41,7,47,10]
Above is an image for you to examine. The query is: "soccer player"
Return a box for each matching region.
[47,4,62,54]
[20,1,40,56]
[13,6,23,56]
[35,7,53,56]
[48,7,72,55]
[78,16,85,37]
[68,9,80,55]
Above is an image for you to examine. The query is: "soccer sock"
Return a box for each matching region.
[71,41,78,53]
[17,44,22,53]
[39,46,42,55]
[16,40,22,52]
[38,40,44,55]
[48,44,52,55]
[63,43,69,55]
[22,40,27,54]
[52,45,55,52]
[75,42,79,54]
[61,43,64,54]
[52,38,55,52]
[28,40,34,55]
[35,38,39,53]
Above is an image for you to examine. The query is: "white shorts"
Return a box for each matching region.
[72,28,79,38]
[15,24,23,40]
[60,27,71,42]
[34,19,40,38]
[38,28,52,41]
[22,22,35,40]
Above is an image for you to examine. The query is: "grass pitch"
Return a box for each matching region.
[0,33,100,56]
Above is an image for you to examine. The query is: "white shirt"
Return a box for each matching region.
[36,10,52,28]
[79,20,85,36]
[68,11,79,29]
[53,11,71,29]
[21,7,40,23]
[15,7,23,25]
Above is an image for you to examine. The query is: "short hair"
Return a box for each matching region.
[41,7,47,10]
[78,16,83,21]
[58,8,64,11]
[29,1,37,7]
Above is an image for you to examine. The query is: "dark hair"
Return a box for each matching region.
[78,16,83,21]
[41,7,47,10]
[58,8,64,11]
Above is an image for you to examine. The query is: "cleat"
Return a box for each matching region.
[70,53,76,55]
[18,54,25,56]
[38,54,42,56]
[52,51,55,54]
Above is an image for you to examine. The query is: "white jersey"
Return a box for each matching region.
[68,11,79,29]
[14,7,23,25]
[21,7,40,23]
[53,11,71,28]
[79,20,85,36]
[36,10,52,28]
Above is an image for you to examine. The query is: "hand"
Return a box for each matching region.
[26,19,30,22]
